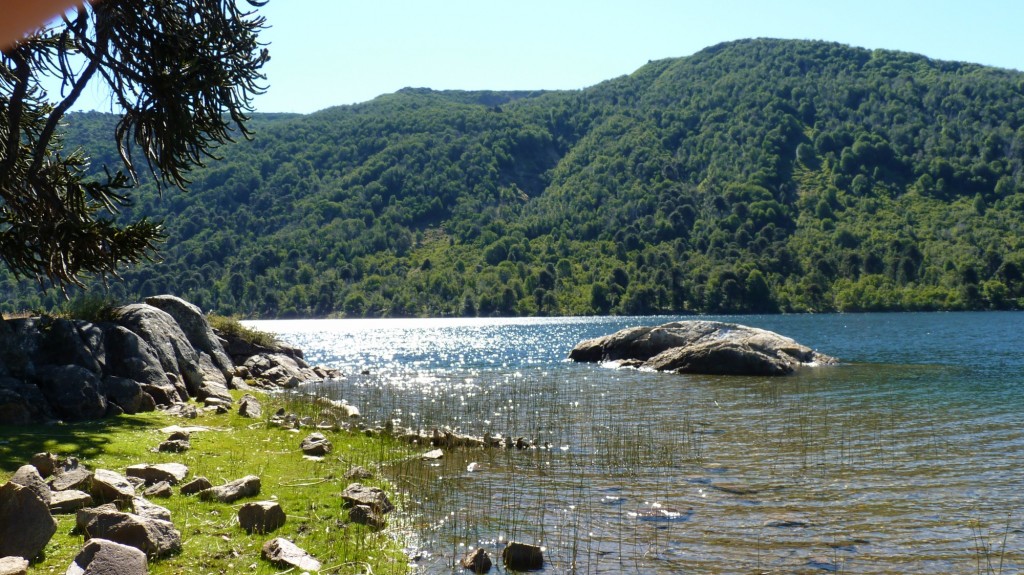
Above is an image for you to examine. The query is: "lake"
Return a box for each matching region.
[247,312,1024,574]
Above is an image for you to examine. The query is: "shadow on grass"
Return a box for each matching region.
[0,415,157,473]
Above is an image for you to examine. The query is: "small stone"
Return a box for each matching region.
[238,394,262,418]
[340,483,393,514]
[66,538,147,575]
[502,542,543,571]
[261,538,321,572]
[131,497,171,522]
[157,439,190,453]
[348,504,385,529]
[238,501,286,534]
[91,469,135,503]
[143,481,173,499]
[422,449,444,460]
[49,490,94,514]
[78,508,181,558]
[198,475,260,503]
[460,547,492,573]
[9,465,50,507]
[166,430,190,441]
[49,461,93,492]
[0,556,28,575]
[344,466,374,480]
[300,432,332,456]
[126,463,189,486]
[179,476,213,496]
[29,452,60,478]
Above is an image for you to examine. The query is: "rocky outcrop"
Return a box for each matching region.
[569,321,837,376]
[0,295,245,424]
[145,295,234,387]
[113,304,229,403]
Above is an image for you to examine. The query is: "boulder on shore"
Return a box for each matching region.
[568,321,836,376]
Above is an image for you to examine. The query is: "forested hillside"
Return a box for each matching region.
[5,38,1024,317]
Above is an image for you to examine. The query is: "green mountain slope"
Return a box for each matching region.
[7,38,1024,317]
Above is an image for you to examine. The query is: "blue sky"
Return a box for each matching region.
[73,0,1024,114]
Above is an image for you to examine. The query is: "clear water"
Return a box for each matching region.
[247,312,1024,574]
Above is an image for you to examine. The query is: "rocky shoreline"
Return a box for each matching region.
[0,295,549,574]
[0,295,338,425]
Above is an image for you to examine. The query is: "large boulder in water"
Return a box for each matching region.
[568,321,836,376]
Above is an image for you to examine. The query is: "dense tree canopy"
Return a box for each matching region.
[5,39,1024,317]
[0,0,268,288]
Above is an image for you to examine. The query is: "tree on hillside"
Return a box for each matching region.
[0,0,269,289]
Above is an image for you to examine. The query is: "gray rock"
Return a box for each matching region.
[0,482,58,560]
[198,475,260,503]
[142,482,172,499]
[144,295,234,387]
[100,376,151,415]
[50,460,93,492]
[30,452,60,478]
[125,463,189,486]
[131,497,171,522]
[261,538,321,572]
[75,504,120,534]
[502,541,544,571]
[50,490,94,514]
[157,439,190,453]
[569,321,837,376]
[348,504,385,529]
[179,476,212,496]
[102,326,184,406]
[461,547,492,573]
[300,432,332,456]
[33,365,108,421]
[0,556,28,575]
[90,469,135,503]
[0,376,55,425]
[237,500,286,534]
[78,508,181,558]
[112,304,213,401]
[243,353,315,388]
[340,483,393,514]
[65,538,148,575]
[10,465,50,507]
[237,393,262,418]
[32,318,104,376]
[344,466,374,480]
[422,449,444,460]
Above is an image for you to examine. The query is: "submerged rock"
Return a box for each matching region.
[569,320,836,376]
[461,547,492,573]
[502,542,544,571]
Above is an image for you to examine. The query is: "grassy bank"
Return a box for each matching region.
[0,390,414,575]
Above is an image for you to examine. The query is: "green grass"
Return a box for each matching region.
[0,390,414,575]
[207,314,279,348]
